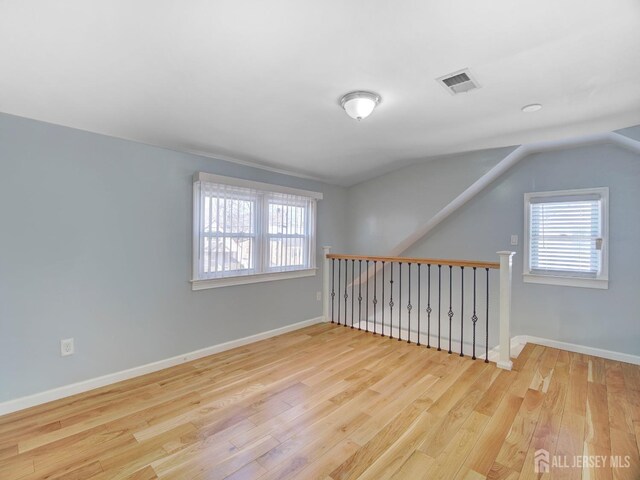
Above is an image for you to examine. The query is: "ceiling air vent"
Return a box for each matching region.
[436,68,480,95]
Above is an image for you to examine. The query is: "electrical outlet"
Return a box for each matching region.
[316,291,322,301]
[61,338,74,357]
[510,234,518,246]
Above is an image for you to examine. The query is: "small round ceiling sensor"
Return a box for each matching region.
[521,103,543,113]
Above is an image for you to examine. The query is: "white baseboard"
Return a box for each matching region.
[350,322,640,367]
[4,320,635,417]
[352,321,495,361]
[514,335,640,365]
[0,316,325,417]
[484,337,524,363]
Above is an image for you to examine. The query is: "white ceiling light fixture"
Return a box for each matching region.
[522,103,543,113]
[340,91,381,120]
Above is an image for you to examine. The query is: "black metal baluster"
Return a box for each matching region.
[366,260,370,333]
[337,259,341,325]
[448,265,453,354]
[437,264,442,351]
[460,266,464,357]
[389,263,394,339]
[351,260,355,329]
[358,260,362,330]
[417,264,421,346]
[344,257,348,328]
[407,263,412,344]
[472,267,478,360]
[427,264,432,348]
[331,258,335,323]
[485,268,490,363]
[381,262,385,337]
[398,262,402,341]
[373,261,378,335]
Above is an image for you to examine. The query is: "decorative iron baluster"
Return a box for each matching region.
[417,264,421,346]
[337,259,341,325]
[460,266,464,357]
[381,262,385,337]
[344,257,348,327]
[331,258,335,324]
[427,264,432,348]
[485,268,489,363]
[389,262,394,339]
[472,267,478,360]
[351,260,355,329]
[448,265,453,354]
[407,263,412,344]
[366,260,370,333]
[358,260,362,331]
[373,261,378,335]
[438,264,442,351]
[398,262,402,341]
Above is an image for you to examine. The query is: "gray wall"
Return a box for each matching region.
[2,111,639,404]
[346,147,517,254]
[0,113,348,402]
[346,135,640,356]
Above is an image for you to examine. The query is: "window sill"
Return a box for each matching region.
[523,272,608,290]
[192,268,317,291]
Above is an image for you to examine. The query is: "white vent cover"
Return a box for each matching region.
[436,68,480,95]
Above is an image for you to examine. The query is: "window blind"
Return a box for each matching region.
[529,197,602,277]
[266,193,316,273]
[194,176,317,281]
[198,181,258,279]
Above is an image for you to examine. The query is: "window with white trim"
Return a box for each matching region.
[524,187,609,289]
[192,173,321,290]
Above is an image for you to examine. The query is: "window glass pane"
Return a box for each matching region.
[269,238,305,268]
[268,203,306,235]
[204,196,254,235]
[204,237,254,273]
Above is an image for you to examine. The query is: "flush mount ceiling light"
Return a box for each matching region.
[340,91,381,120]
[521,103,543,113]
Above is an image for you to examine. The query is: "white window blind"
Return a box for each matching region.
[193,173,319,286]
[524,188,608,289]
[266,194,315,272]
[530,197,601,276]
[199,182,258,278]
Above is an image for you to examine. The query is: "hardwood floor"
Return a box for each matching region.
[1,323,639,479]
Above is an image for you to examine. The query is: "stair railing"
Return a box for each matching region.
[322,247,515,370]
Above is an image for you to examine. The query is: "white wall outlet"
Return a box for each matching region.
[510,235,519,246]
[316,291,322,301]
[61,338,74,357]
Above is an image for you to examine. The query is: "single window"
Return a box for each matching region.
[524,188,608,289]
[192,173,321,290]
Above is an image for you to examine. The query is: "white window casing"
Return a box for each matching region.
[192,172,322,290]
[523,187,609,289]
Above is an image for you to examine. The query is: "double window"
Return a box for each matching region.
[192,173,321,289]
[524,187,608,289]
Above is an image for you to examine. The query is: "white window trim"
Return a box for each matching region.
[523,187,609,290]
[191,172,322,291]
[192,268,317,290]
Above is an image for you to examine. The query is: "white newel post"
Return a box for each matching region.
[497,251,516,370]
[322,246,332,322]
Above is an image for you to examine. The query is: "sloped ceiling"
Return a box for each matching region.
[1,0,639,185]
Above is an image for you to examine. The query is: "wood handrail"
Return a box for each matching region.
[325,253,500,269]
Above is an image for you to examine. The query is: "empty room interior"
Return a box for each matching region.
[1,1,640,479]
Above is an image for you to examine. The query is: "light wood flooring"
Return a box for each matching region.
[1,323,639,479]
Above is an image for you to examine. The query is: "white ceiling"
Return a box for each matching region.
[1,1,639,185]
